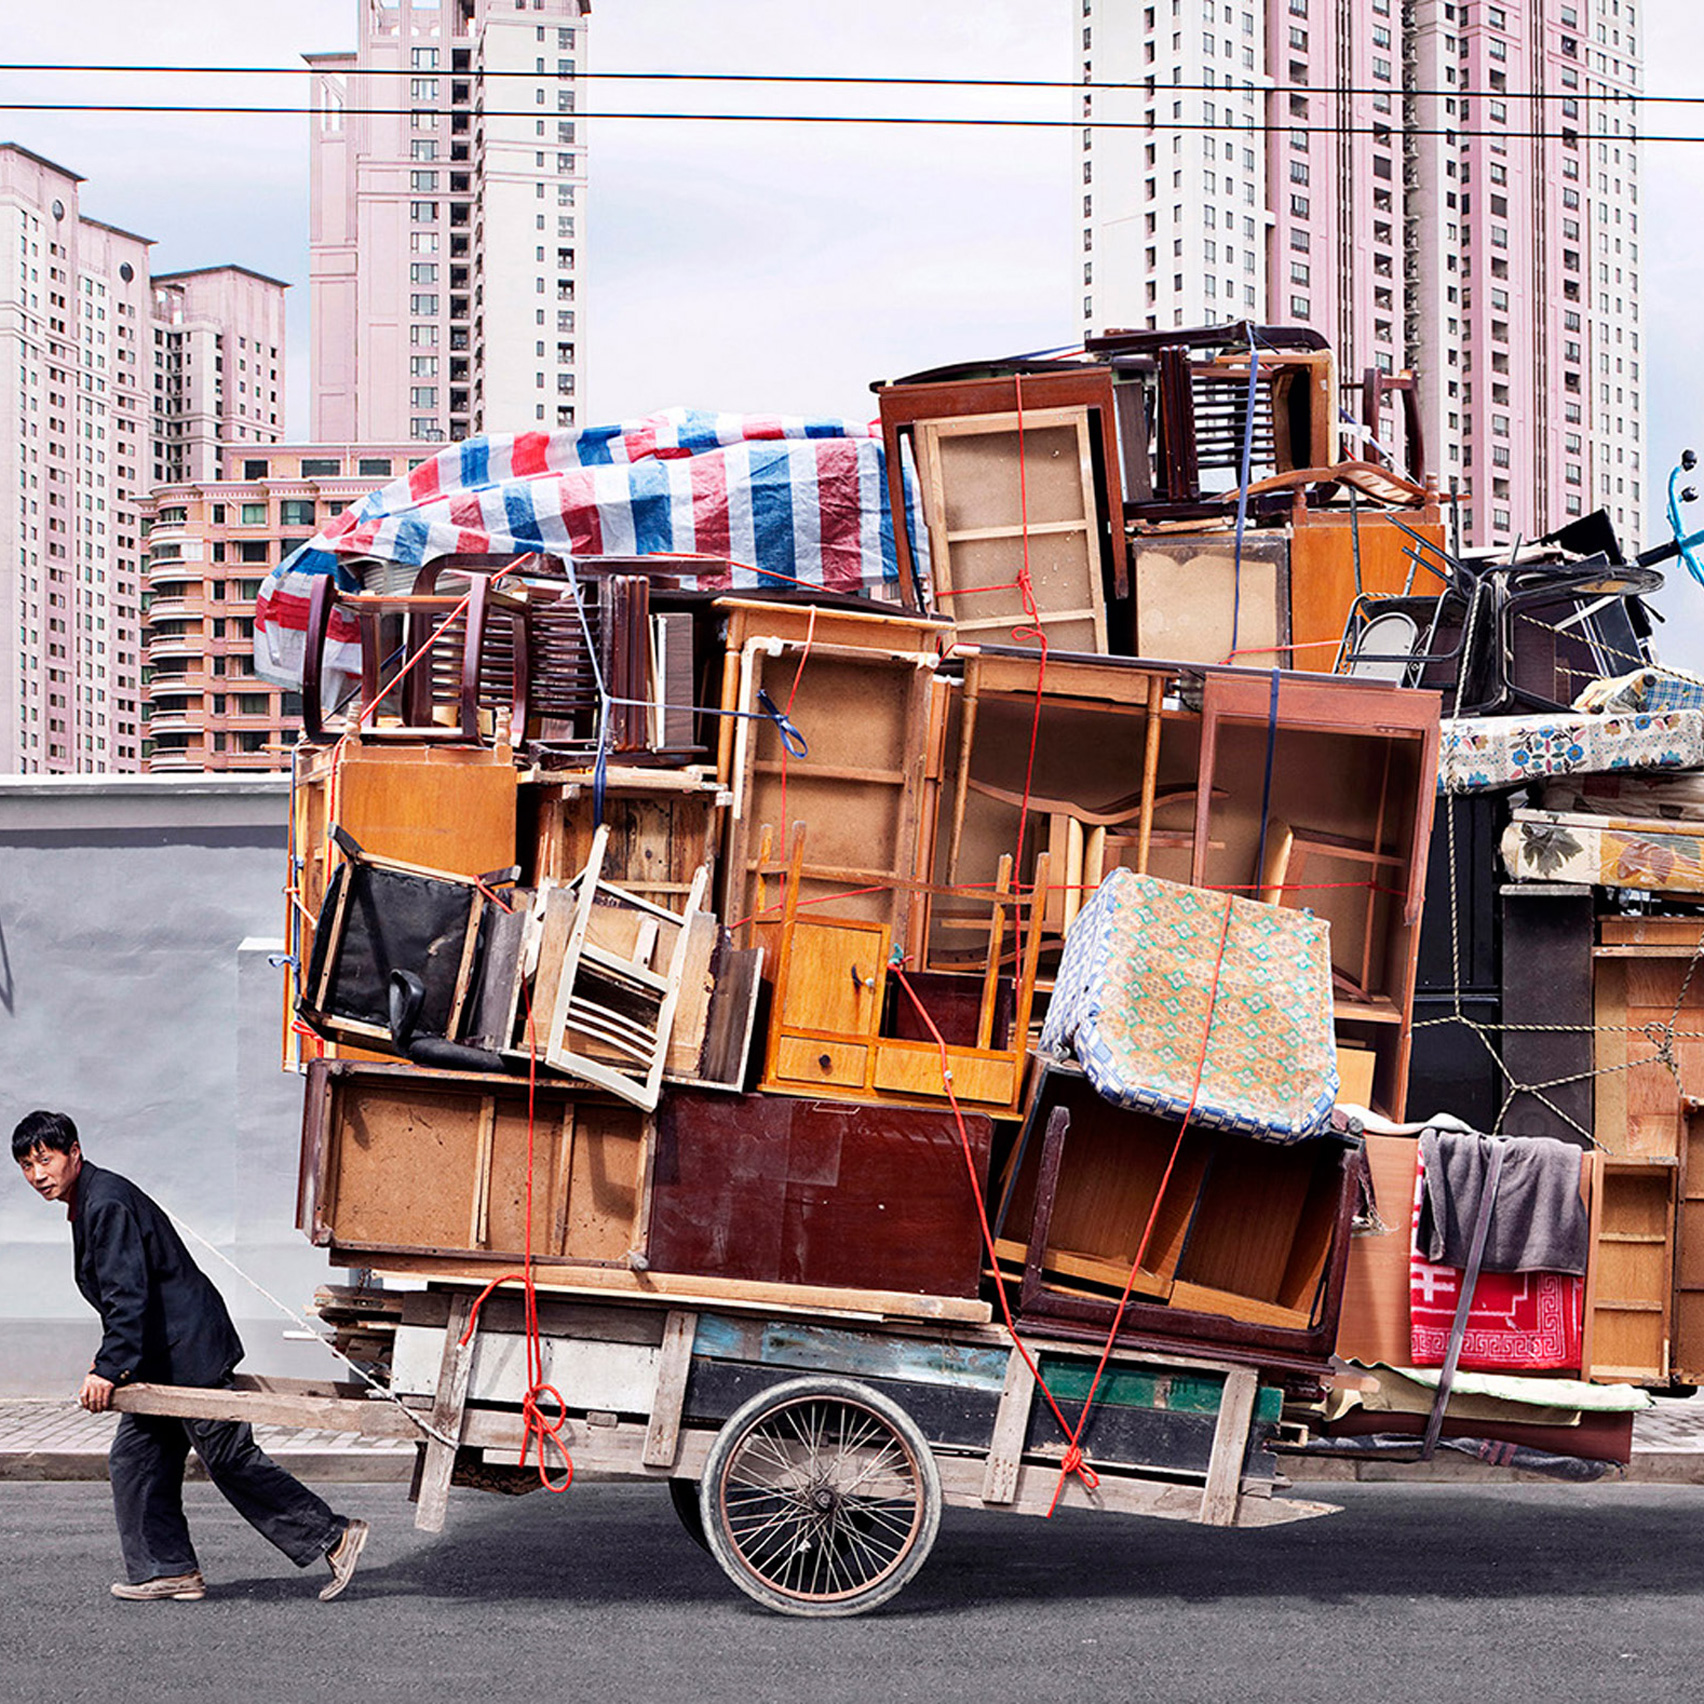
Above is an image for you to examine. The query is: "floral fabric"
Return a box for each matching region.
[1040,868,1339,1143]
[1437,709,1704,795]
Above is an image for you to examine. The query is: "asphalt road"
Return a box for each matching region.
[5,1479,1704,1704]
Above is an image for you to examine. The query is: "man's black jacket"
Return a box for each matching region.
[70,1160,244,1387]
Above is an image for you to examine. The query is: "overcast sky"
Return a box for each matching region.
[4,0,1704,610]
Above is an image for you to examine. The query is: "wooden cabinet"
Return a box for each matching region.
[647,1089,995,1298]
[298,1061,652,1269]
[1582,1154,1677,1384]
[995,1062,1358,1372]
[1193,668,1440,1118]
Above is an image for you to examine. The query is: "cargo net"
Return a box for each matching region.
[1420,571,1704,1148]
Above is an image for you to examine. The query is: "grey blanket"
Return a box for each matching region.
[1417,1129,1589,1276]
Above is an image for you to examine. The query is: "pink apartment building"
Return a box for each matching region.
[307,0,591,448]
[1081,0,1644,550]
[150,267,288,487]
[0,143,288,773]
[1,144,289,774]
[142,443,426,772]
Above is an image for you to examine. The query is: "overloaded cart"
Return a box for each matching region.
[115,348,1698,1611]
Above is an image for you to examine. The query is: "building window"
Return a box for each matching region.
[239,502,267,525]
[279,499,315,527]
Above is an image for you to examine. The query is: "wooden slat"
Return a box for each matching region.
[361,1254,994,1324]
[642,1310,698,1469]
[1199,1366,1259,1527]
[414,1292,477,1534]
[980,1350,1037,1506]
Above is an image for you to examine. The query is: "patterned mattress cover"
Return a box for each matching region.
[1438,708,1704,795]
[1040,868,1339,1143]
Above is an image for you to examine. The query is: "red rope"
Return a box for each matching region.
[459,979,573,1493]
[891,884,1240,1517]
[888,964,1096,1501]
[1039,889,1238,1514]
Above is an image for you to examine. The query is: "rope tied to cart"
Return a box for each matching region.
[456,982,575,1494]
[892,887,1234,1516]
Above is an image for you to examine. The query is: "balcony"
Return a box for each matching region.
[147,571,202,598]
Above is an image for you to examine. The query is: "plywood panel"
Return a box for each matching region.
[1134,539,1287,667]
[567,1103,649,1262]
[1334,1132,1418,1368]
[1176,1140,1335,1310]
[647,1091,994,1297]
[1288,506,1447,670]
[327,1084,483,1249]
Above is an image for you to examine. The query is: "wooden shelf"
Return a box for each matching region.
[1333,995,1405,1026]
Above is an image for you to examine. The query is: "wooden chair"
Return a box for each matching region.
[541,824,710,1110]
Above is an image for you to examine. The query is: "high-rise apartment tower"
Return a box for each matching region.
[1080,0,1644,548]
[0,144,286,774]
[307,0,591,447]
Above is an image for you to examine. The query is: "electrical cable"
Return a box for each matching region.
[0,64,1668,106]
[0,103,1675,142]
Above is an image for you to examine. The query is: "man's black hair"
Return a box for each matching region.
[12,1110,79,1162]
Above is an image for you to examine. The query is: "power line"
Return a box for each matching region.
[0,64,1669,104]
[0,101,1684,143]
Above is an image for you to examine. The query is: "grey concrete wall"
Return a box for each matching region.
[0,775,344,1394]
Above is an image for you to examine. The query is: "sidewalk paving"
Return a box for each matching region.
[0,1399,415,1484]
[6,1391,1704,1485]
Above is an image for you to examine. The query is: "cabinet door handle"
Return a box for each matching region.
[850,963,876,992]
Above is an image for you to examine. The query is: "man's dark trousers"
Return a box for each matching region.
[111,1405,343,1583]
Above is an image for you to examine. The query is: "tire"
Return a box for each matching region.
[697,1376,942,1618]
[668,1478,710,1551]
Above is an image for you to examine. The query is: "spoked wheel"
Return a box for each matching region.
[698,1376,942,1618]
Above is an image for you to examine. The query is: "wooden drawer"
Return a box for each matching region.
[774,1035,869,1088]
[872,1042,1016,1107]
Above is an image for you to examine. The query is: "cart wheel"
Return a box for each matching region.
[697,1376,942,1618]
[668,1478,710,1551]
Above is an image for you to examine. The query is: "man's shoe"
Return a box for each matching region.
[320,1518,369,1601]
[111,1571,205,1602]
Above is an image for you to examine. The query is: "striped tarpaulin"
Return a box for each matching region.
[253,409,927,693]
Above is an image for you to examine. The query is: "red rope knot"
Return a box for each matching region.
[1059,1443,1098,1489]
[1046,1444,1101,1517]
[521,1383,575,1494]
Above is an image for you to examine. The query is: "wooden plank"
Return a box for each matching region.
[1167,1282,1314,1332]
[689,1313,1010,1389]
[1199,1366,1259,1527]
[414,1292,477,1534]
[934,1454,1338,1526]
[111,1380,421,1440]
[360,1253,995,1324]
[391,1325,663,1411]
[470,1095,496,1249]
[642,1310,698,1469]
[980,1350,1037,1505]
